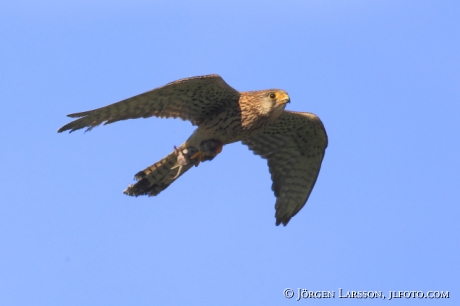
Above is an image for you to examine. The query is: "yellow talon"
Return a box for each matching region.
[190,151,204,166]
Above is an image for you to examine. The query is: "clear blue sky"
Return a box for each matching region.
[1,1,458,305]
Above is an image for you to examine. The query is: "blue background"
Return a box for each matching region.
[1,1,458,305]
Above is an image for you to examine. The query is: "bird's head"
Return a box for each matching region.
[258,89,290,120]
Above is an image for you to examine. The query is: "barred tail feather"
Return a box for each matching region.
[123,145,194,196]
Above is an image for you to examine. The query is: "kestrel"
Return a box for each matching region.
[58,74,328,226]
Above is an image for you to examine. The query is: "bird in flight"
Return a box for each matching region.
[58,74,328,226]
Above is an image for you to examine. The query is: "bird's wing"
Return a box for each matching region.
[58,74,240,133]
[242,111,328,226]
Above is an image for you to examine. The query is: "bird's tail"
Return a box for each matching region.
[123,144,194,197]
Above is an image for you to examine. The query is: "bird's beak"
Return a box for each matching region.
[281,94,291,104]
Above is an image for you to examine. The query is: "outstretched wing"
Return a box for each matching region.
[242,111,328,226]
[58,74,240,133]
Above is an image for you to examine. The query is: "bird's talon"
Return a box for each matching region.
[190,151,203,161]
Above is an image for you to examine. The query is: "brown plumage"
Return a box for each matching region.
[58,74,328,226]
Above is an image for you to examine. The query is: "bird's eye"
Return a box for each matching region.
[269,93,276,99]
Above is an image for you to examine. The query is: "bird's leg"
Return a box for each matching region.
[190,151,204,167]
[201,139,223,157]
[190,139,224,166]
[213,142,223,154]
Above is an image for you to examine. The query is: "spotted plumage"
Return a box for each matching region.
[58,74,328,226]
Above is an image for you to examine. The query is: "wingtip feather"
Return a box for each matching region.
[67,111,90,118]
